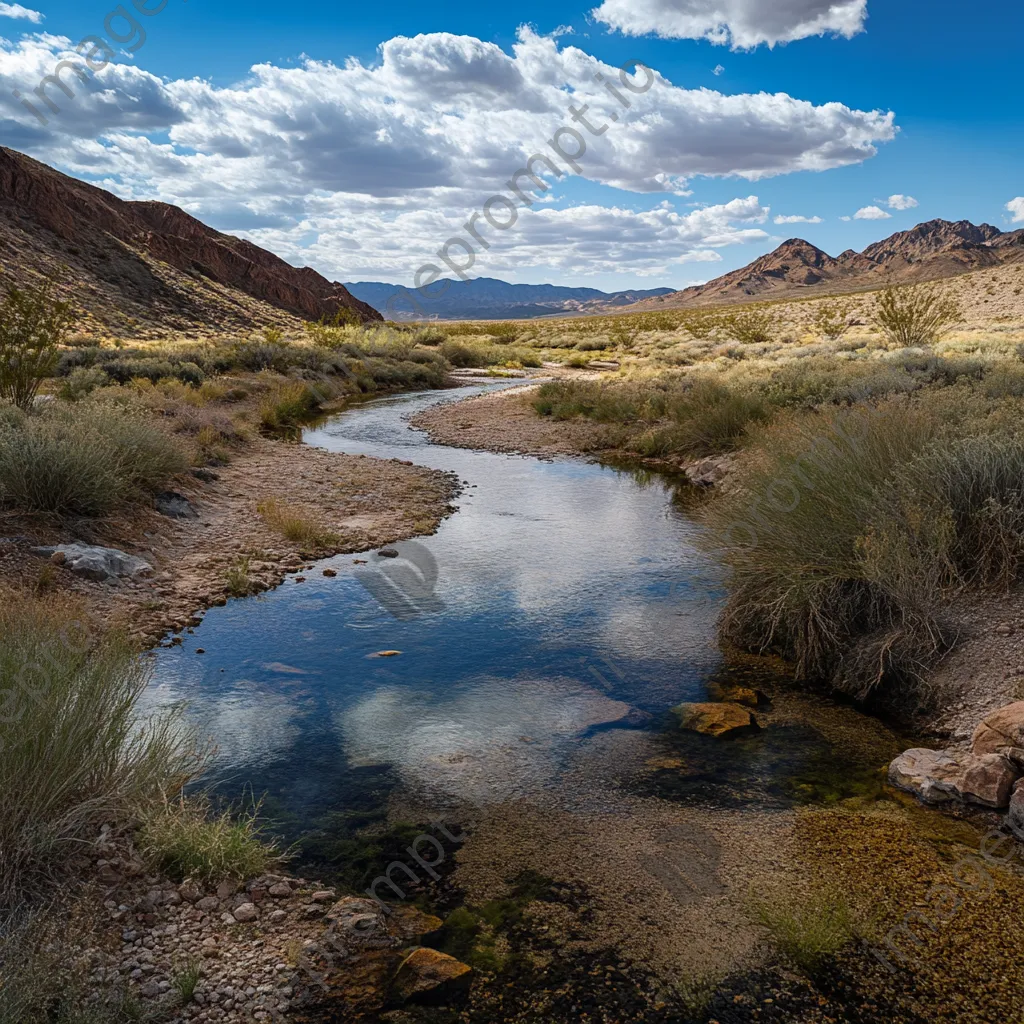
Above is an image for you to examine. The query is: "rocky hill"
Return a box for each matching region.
[628,219,1024,310]
[0,147,380,335]
[345,276,673,321]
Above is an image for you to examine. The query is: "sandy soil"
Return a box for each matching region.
[0,436,458,645]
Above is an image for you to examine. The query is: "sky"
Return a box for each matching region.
[0,0,1021,292]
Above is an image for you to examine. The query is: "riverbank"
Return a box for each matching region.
[0,434,458,647]
[412,383,1024,743]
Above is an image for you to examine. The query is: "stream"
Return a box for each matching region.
[146,382,915,1014]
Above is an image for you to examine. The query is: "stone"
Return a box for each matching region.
[196,896,220,911]
[706,682,762,707]
[232,903,258,923]
[310,890,335,903]
[972,701,1024,756]
[391,948,472,1004]
[30,543,151,582]
[888,747,1020,809]
[378,548,400,558]
[684,455,733,488]
[154,491,198,519]
[325,897,391,948]
[322,568,337,578]
[50,550,66,566]
[268,882,292,898]
[391,906,444,941]
[672,702,758,738]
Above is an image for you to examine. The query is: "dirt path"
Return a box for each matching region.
[1,436,458,645]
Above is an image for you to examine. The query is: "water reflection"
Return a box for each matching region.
[147,383,726,826]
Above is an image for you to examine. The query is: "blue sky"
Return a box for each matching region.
[1,0,1022,291]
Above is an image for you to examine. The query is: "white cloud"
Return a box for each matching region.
[774,214,823,224]
[592,0,868,50]
[0,3,42,22]
[0,25,895,280]
[840,215,851,221]
[854,205,892,220]
[886,193,918,210]
[1006,197,1024,224]
[713,64,725,75]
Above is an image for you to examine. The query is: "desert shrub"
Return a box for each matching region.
[231,339,292,373]
[0,401,187,516]
[574,337,609,352]
[0,593,200,899]
[412,324,448,346]
[58,366,110,401]
[680,309,723,341]
[256,497,339,551]
[439,339,490,368]
[719,307,779,345]
[0,274,73,410]
[702,404,945,697]
[873,282,963,347]
[258,380,325,435]
[137,794,280,884]
[813,298,855,341]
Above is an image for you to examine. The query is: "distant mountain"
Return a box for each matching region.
[344,277,674,321]
[625,219,1024,311]
[0,147,379,335]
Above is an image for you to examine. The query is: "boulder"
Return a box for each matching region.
[231,902,258,923]
[31,543,151,582]
[391,948,472,1005]
[672,702,758,738]
[888,747,1020,809]
[972,701,1024,756]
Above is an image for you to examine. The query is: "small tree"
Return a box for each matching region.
[721,306,779,345]
[813,298,855,341]
[0,275,73,410]
[681,309,723,341]
[873,282,963,348]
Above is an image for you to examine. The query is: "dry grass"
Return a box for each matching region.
[256,497,340,552]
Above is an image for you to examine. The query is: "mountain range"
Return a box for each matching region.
[627,220,1024,311]
[343,278,674,321]
[0,147,379,335]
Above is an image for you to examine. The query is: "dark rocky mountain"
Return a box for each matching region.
[0,147,379,335]
[345,277,674,321]
[627,219,1024,311]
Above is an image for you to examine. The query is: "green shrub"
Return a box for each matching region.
[701,402,1024,698]
[752,889,859,975]
[719,307,779,345]
[258,380,325,435]
[813,299,855,341]
[0,401,187,517]
[137,794,280,884]
[0,593,200,899]
[0,274,73,410]
[58,366,110,401]
[873,282,963,347]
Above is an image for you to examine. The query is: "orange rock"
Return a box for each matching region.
[672,702,758,738]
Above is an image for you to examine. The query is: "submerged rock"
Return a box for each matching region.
[706,682,763,708]
[672,702,758,738]
[1007,780,1024,839]
[31,543,151,582]
[972,701,1024,756]
[391,948,472,1004]
[888,747,1019,808]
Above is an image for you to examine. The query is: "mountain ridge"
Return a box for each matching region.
[625,218,1024,311]
[0,146,380,334]
[345,277,674,321]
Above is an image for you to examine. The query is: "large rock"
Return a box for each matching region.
[391,948,472,1005]
[972,701,1024,756]
[707,682,763,708]
[672,702,758,739]
[31,543,151,582]
[325,897,393,949]
[888,747,1020,809]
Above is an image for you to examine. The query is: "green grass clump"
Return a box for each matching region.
[0,400,187,517]
[0,593,200,900]
[137,795,280,884]
[704,400,1024,698]
[258,380,325,435]
[752,888,859,975]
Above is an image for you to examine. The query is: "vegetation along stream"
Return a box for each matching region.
[145,383,1006,1023]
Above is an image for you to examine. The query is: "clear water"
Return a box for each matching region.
[146,383,730,828]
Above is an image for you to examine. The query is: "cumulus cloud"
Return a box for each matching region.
[592,0,868,50]
[854,205,892,220]
[774,214,822,224]
[1006,197,1024,223]
[0,24,895,279]
[886,193,918,210]
[0,3,42,22]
